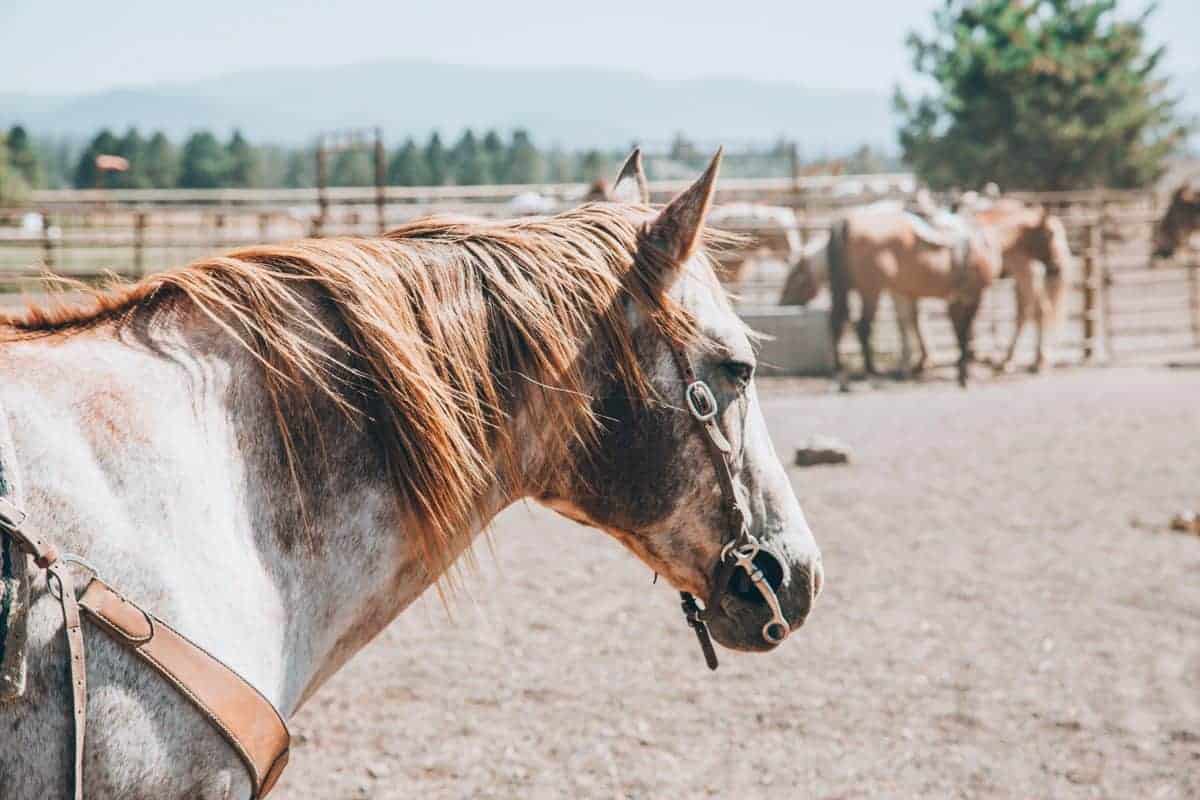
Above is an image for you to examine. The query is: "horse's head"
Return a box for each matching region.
[1154,183,1200,260]
[1025,206,1074,276]
[779,235,828,306]
[538,150,822,653]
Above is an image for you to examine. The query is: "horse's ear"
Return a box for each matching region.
[645,148,722,266]
[611,148,650,204]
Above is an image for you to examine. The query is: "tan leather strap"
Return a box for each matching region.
[0,499,86,800]
[47,562,86,800]
[78,578,290,798]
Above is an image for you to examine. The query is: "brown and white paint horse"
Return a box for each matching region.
[972,200,1075,372]
[1153,180,1200,260]
[781,207,1001,388]
[0,151,820,798]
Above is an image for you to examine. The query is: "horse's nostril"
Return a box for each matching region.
[729,549,785,606]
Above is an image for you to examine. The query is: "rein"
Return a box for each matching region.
[666,345,789,670]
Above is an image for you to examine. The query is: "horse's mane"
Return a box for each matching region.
[3,204,730,573]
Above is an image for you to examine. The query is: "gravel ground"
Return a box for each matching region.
[275,364,1200,799]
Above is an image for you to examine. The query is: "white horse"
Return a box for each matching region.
[0,151,821,798]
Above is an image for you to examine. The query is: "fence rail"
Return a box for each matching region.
[0,182,1196,369]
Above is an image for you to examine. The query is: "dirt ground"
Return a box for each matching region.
[275,364,1200,799]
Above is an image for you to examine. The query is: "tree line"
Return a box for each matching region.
[0,125,884,202]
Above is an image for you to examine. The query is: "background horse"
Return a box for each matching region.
[781,207,1001,388]
[0,152,821,798]
[972,200,1076,372]
[1153,180,1200,259]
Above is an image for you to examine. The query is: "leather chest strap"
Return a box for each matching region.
[78,578,291,798]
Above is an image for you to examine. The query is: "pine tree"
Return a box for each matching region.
[115,128,147,188]
[143,132,179,188]
[0,132,12,202]
[329,149,373,186]
[506,129,544,185]
[451,129,490,185]
[895,0,1188,190]
[388,139,429,186]
[178,131,229,189]
[424,132,448,186]
[481,129,506,183]
[6,125,41,189]
[577,149,606,182]
[226,130,260,188]
[283,150,314,188]
[74,129,119,188]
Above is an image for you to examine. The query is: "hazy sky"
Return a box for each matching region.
[1,0,1196,96]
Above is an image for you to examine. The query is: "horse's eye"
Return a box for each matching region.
[722,360,754,387]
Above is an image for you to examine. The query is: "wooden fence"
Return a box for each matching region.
[0,181,1196,368]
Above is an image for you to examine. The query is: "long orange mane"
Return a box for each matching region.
[3,204,730,574]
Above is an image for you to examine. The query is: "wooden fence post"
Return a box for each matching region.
[374,127,387,235]
[1081,221,1097,361]
[1189,260,1200,349]
[133,212,147,277]
[40,210,54,271]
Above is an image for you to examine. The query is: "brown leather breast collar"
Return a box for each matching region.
[0,497,290,799]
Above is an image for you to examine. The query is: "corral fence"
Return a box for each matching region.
[0,179,1196,372]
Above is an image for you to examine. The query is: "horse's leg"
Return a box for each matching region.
[912,300,930,374]
[998,276,1030,373]
[830,288,851,392]
[949,295,981,388]
[893,294,917,379]
[856,290,880,378]
[1031,288,1048,373]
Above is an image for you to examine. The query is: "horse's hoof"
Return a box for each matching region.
[1028,362,1043,374]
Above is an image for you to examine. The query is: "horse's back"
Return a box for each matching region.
[843,210,960,298]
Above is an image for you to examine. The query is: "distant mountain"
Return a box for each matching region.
[0,61,895,153]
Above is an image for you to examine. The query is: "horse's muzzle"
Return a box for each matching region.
[705,548,820,652]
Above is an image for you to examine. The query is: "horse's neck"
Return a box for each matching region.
[8,308,515,715]
[188,315,516,711]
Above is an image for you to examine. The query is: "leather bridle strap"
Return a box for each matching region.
[0,498,87,800]
[664,346,789,670]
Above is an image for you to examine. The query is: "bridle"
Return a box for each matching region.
[666,345,789,670]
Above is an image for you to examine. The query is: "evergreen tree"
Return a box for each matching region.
[115,128,147,188]
[577,149,606,182]
[895,0,1188,190]
[178,131,229,188]
[424,132,448,186]
[506,129,544,185]
[388,138,428,186]
[450,129,490,185]
[74,129,119,188]
[283,150,314,188]
[481,129,506,183]
[329,149,373,186]
[0,132,12,202]
[226,130,260,188]
[545,145,573,183]
[6,125,41,189]
[143,132,179,188]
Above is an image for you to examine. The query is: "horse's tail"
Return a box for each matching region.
[827,218,850,301]
[1042,265,1069,334]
